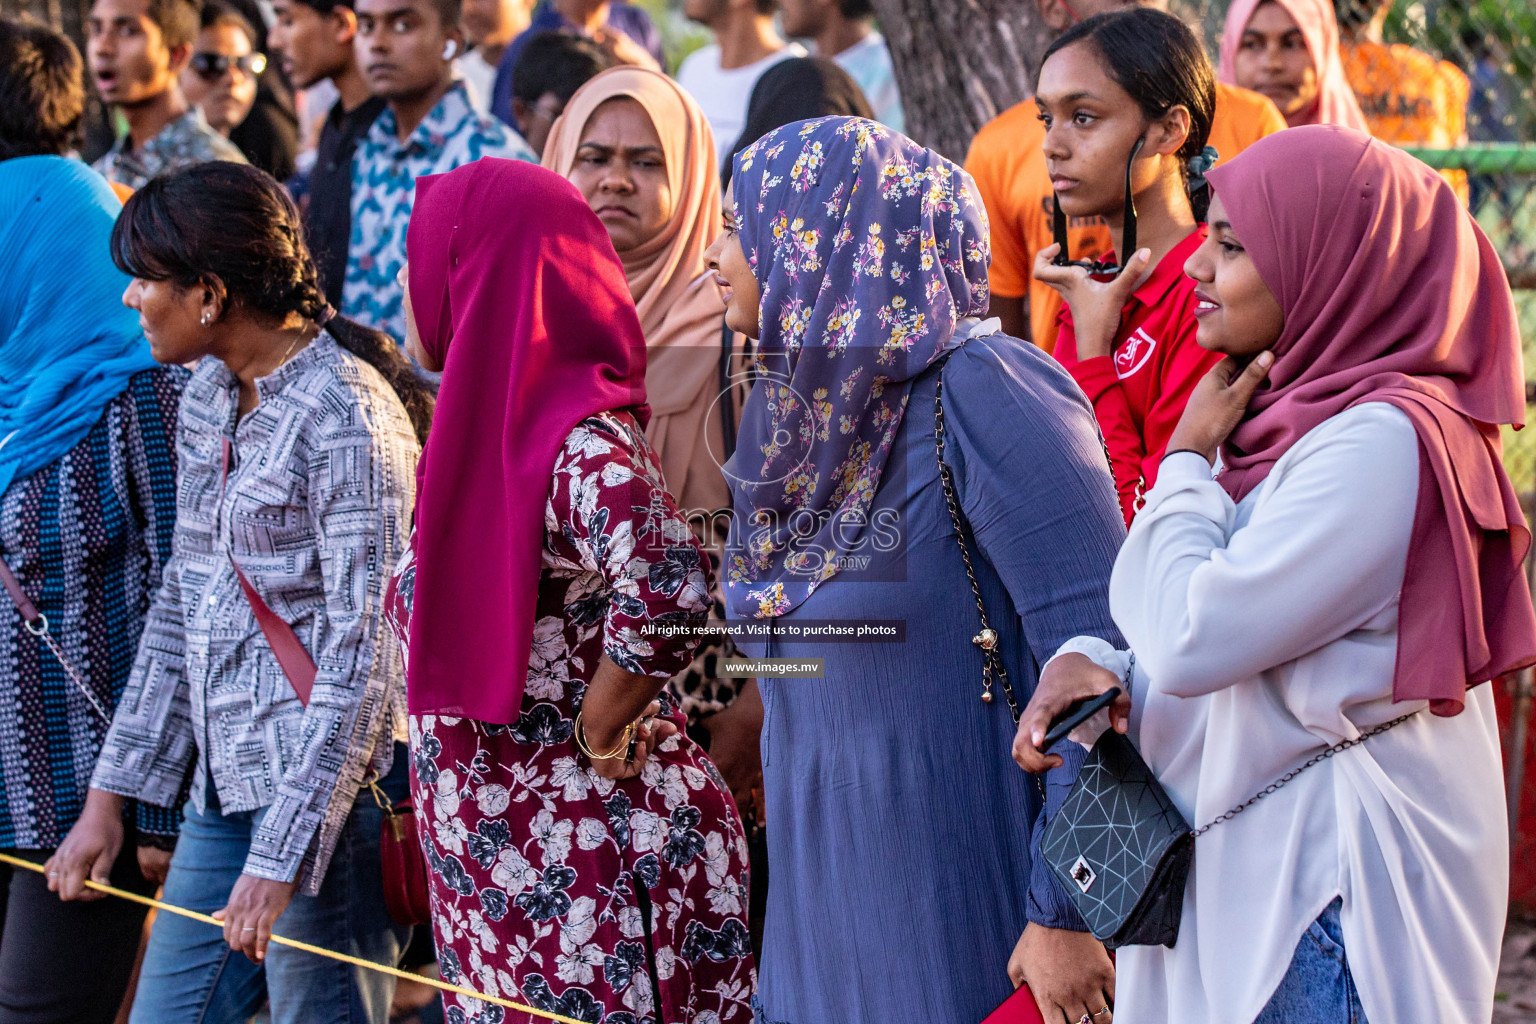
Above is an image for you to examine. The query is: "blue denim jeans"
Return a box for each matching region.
[129,746,412,1024]
[1253,898,1370,1024]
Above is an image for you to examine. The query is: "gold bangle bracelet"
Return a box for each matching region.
[573,709,634,761]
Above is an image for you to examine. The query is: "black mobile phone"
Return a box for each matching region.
[1041,687,1123,749]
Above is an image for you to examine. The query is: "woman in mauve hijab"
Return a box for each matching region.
[1019,126,1536,1024]
[388,158,754,1023]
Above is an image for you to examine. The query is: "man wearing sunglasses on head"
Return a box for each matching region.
[90,0,247,189]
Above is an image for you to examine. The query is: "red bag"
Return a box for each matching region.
[371,782,431,926]
[224,438,430,927]
[983,985,1048,1024]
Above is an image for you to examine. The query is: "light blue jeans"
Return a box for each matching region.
[128,747,412,1024]
[1253,898,1370,1024]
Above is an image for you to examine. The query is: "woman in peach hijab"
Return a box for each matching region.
[1222,0,1368,129]
[545,66,733,524]
[544,66,762,816]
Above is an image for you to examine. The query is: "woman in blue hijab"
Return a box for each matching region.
[705,118,1127,1024]
[0,156,187,1023]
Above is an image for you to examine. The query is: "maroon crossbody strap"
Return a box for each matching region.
[224,440,426,926]
[222,438,316,707]
[0,556,42,624]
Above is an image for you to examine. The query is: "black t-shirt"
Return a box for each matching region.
[231,81,301,182]
[306,95,387,307]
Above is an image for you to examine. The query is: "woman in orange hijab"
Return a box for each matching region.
[544,66,762,812]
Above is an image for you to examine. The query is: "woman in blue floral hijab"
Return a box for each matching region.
[723,117,991,618]
[706,118,1130,1024]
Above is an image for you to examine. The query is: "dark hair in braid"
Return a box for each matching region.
[110,162,432,443]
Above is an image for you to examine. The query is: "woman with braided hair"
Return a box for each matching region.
[50,161,428,1024]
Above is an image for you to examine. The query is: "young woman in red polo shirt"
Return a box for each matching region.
[1033,7,1223,523]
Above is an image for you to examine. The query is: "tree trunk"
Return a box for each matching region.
[9,0,121,162]
[871,0,1052,161]
[3,0,91,50]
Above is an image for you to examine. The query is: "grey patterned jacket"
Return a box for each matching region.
[93,335,418,893]
[91,108,247,191]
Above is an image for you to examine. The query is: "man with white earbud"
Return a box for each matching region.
[345,0,534,344]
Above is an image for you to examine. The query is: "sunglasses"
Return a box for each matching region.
[189,51,267,81]
[1052,136,1144,281]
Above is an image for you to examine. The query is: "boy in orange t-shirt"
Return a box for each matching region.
[964,0,1286,352]
[1336,0,1469,200]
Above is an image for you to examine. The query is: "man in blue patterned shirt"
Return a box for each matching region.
[344,0,534,342]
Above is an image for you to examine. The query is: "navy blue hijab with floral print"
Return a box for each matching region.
[724,117,991,619]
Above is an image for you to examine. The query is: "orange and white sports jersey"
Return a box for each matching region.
[1341,39,1470,200]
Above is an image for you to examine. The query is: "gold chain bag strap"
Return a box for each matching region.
[931,347,1052,812]
[932,351,1023,720]
[932,347,1060,1024]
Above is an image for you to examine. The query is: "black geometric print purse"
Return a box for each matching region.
[931,349,1193,948]
[1039,719,1193,948]
[931,350,1194,948]
[1039,668,1422,949]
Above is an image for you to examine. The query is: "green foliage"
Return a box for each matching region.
[629,0,711,73]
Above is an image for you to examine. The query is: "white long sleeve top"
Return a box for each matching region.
[1059,402,1506,1024]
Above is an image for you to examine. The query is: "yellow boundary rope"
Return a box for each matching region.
[0,850,586,1024]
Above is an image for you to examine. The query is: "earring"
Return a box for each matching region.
[201,313,212,326]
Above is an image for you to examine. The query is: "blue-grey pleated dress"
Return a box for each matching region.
[734,332,1126,1024]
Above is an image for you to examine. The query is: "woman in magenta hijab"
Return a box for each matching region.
[1017,125,1535,1024]
[386,158,754,1023]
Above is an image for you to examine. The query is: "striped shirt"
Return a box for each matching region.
[0,367,186,850]
[93,334,418,892]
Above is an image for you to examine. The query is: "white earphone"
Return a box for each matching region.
[442,39,457,60]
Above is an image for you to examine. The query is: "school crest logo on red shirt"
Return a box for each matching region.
[1115,328,1157,379]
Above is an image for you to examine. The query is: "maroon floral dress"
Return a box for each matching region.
[386,412,755,1024]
